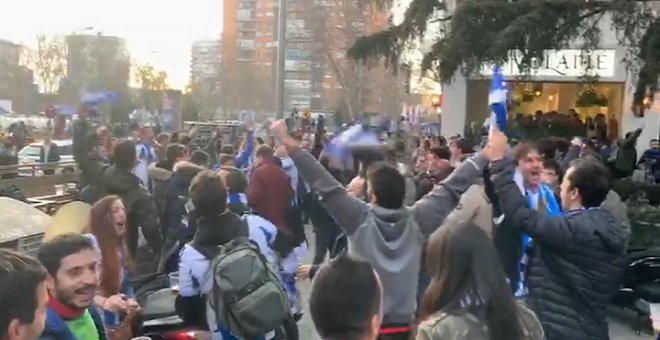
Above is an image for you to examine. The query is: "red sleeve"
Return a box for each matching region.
[247,169,263,210]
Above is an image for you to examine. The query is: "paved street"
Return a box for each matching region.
[296,226,655,340]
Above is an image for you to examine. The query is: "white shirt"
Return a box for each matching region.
[133,143,156,186]
[43,144,51,162]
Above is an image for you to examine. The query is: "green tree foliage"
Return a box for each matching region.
[135,63,170,91]
[348,0,659,111]
[134,63,170,111]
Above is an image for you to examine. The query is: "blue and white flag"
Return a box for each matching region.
[488,66,508,134]
[54,105,77,117]
[324,124,381,161]
[80,90,121,106]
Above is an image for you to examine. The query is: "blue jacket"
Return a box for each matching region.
[40,306,106,340]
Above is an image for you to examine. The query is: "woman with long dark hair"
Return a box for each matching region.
[88,195,139,327]
[417,223,543,340]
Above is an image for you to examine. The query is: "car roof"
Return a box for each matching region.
[28,139,73,147]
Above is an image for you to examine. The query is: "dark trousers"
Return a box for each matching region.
[312,223,341,265]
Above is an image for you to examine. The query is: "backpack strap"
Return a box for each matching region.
[189,241,220,261]
[234,216,250,243]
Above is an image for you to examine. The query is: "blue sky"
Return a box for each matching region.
[1,0,222,89]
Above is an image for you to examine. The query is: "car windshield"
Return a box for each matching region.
[56,144,73,156]
[18,146,40,159]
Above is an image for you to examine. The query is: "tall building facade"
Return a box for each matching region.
[190,39,222,119]
[284,0,314,110]
[221,0,395,114]
[221,0,278,114]
[190,39,222,84]
[222,0,278,68]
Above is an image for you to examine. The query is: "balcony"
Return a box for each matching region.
[238,22,256,31]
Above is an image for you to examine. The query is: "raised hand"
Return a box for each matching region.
[483,129,508,161]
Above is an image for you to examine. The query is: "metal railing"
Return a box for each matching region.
[0,161,79,197]
[0,161,78,177]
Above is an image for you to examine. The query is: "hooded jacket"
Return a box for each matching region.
[247,159,294,229]
[102,165,162,256]
[600,190,631,247]
[490,159,626,340]
[615,128,642,176]
[290,149,487,325]
[39,306,106,340]
[149,162,174,223]
[161,161,207,240]
[439,181,493,238]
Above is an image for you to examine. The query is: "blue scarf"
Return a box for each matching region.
[516,183,561,297]
[227,193,247,205]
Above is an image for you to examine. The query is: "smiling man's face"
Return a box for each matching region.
[48,249,99,310]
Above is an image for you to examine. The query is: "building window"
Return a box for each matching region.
[237,9,252,21]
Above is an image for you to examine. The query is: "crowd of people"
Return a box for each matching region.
[0,105,654,340]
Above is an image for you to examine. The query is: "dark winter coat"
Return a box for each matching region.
[161,161,206,241]
[490,159,627,340]
[102,165,163,256]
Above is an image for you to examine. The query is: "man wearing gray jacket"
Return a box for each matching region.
[270,120,487,339]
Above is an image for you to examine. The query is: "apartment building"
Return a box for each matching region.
[190,39,221,84]
[222,0,393,113]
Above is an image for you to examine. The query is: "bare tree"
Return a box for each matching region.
[310,0,393,119]
[31,34,67,94]
[219,61,274,117]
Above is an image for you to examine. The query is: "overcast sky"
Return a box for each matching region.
[1,0,222,89]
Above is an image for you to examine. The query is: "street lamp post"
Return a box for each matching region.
[275,0,287,119]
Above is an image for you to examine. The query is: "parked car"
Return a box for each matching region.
[18,139,76,176]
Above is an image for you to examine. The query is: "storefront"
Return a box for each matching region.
[441,42,658,151]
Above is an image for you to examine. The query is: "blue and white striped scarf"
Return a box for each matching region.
[515,180,561,298]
